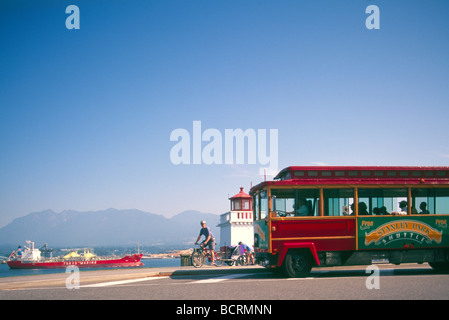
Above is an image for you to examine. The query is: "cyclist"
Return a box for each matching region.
[239,241,255,265]
[194,220,216,265]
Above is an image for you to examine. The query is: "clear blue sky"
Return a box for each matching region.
[1,0,448,227]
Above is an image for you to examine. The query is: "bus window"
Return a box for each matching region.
[358,188,408,215]
[271,189,319,217]
[435,189,449,214]
[252,192,259,220]
[411,188,449,214]
[323,189,354,216]
[260,190,268,219]
[271,189,295,217]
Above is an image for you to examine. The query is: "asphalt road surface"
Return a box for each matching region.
[1,263,448,301]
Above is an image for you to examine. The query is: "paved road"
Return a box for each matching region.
[1,263,448,301]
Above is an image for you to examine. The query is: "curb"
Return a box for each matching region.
[0,265,266,290]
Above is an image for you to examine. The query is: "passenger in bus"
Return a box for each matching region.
[380,206,389,215]
[373,207,380,215]
[398,201,408,215]
[293,198,309,216]
[359,202,370,215]
[391,201,408,215]
[349,203,355,215]
[419,202,430,214]
[306,200,313,216]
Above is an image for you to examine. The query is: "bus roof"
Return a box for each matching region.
[250,166,449,192]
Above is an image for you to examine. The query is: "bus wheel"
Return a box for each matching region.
[283,250,312,278]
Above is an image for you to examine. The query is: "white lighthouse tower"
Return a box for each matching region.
[217,187,254,251]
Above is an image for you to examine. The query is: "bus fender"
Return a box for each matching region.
[277,242,320,267]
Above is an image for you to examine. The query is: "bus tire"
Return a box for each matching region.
[282,250,312,278]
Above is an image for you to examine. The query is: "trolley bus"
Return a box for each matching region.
[250,166,449,277]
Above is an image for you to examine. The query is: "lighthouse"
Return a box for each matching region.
[217,187,254,251]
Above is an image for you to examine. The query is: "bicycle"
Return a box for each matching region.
[191,244,223,268]
[222,245,247,266]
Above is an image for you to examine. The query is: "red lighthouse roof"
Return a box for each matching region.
[230,187,251,199]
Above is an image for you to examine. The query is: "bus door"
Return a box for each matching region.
[253,190,270,255]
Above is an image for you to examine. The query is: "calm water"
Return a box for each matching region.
[0,258,180,278]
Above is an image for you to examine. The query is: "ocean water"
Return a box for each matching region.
[0,258,180,278]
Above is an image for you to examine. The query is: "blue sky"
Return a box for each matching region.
[1,0,448,227]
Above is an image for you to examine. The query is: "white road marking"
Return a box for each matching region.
[189,273,258,284]
[70,267,404,289]
[82,276,169,288]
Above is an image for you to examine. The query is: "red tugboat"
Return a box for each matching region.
[7,241,143,269]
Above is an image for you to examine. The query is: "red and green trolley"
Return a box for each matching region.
[250,166,449,277]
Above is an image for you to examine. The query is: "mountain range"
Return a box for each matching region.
[0,209,221,247]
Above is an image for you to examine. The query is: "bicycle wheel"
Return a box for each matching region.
[236,255,247,266]
[191,251,205,268]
